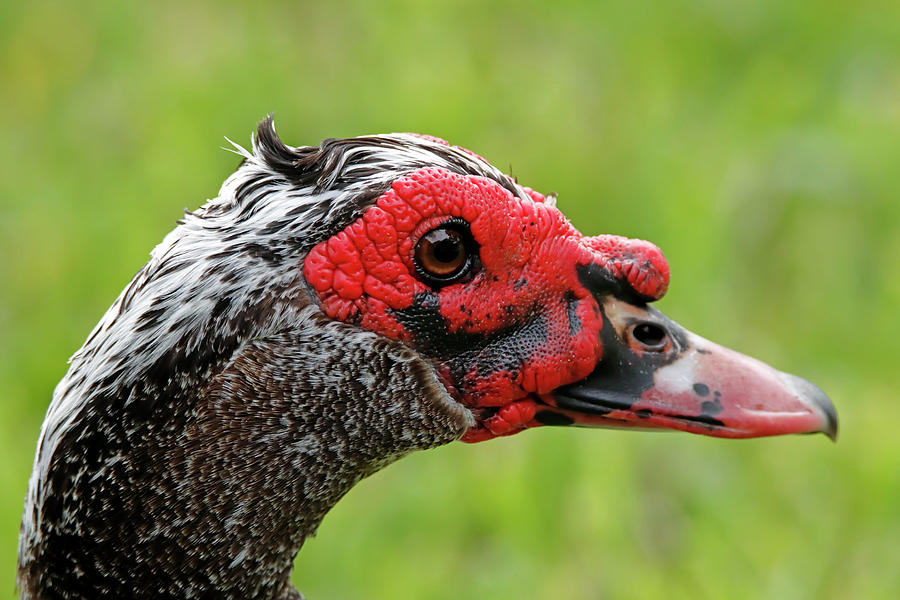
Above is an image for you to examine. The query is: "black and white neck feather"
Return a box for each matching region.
[17,118,523,599]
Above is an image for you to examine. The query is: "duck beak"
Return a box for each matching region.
[546,298,838,440]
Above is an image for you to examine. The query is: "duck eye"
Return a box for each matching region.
[414,222,475,287]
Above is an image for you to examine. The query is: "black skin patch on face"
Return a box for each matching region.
[535,410,574,426]
[575,261,640,305]
[392,292,548,386]
[693,383,710,397]
[635,409,652,419]
[564,290,580,335]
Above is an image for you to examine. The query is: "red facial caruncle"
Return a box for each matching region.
[303,162,670,442]
[303,135,836,444]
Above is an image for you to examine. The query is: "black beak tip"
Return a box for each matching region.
[808,381,838,442]
[785,373,838,442]
[821,397,839,442]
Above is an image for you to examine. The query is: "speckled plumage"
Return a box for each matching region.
[18,120,497,599]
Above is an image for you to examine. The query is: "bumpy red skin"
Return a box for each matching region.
[303,163,668,442]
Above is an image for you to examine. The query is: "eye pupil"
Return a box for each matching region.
[414,223,475,286]
[432,236,462,264]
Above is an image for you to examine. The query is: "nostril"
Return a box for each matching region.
[630,322,669,351]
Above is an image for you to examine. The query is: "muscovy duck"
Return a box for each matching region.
[18,118,837,599]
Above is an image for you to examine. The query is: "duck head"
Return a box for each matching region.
[19,119,838,599]
[301,136,837,444]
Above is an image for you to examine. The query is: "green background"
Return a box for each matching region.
[1,1,898,598]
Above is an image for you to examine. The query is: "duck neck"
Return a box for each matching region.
[20,312,471,599]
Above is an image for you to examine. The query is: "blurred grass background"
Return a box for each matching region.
[1,0,898,598]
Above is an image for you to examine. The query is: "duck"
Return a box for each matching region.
[17,117,838,599]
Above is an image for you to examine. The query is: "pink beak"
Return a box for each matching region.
[546,303,837,441]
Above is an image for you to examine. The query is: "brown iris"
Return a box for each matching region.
[414,222,476,287]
